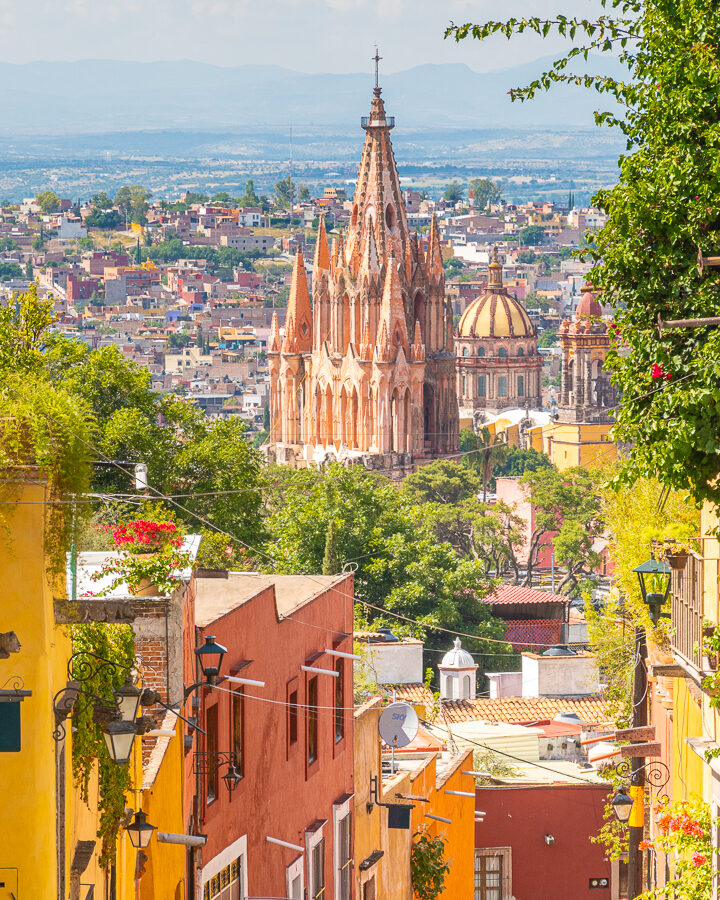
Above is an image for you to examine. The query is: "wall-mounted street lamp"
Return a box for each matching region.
[222,762,242,793]
[611,787,634,823]
[634,553,671,624]
[102,717,139,766]
[195,636,227,686]
[114,676,143,723]
[126,810,157,849]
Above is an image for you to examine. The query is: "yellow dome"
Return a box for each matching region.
[457,246,535,339]
[458,290,535,338]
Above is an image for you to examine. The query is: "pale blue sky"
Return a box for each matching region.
[0,0,605,72]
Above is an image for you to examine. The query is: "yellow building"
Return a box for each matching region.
[529,420,617,471]
[354,698,475,899]
[0,476,72,898]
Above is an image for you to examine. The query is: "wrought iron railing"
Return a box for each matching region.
[670,551,703,670]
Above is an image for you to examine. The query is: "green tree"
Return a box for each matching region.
[322,519,339,575]
[538,327,558,348]
[91,192,113,210]
[273,176,295,209]
[264,464,510,658]
[210,192,230,203]
[115,185,152,226]
[297,184,311,202]
[518,224,546,246]
[520,466,602,590]
[469,177,503,211]
[36,190,61,214]
[0,263,22,281]
[493,446,553,481]
[446,1,720,507]
[85,209,122,230]
[443,181,464,203]
[238,179,260,208]
[0,237,18,251]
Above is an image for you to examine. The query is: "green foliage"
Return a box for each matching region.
[91,192,113,210]
[520,465,602,590]
[538,327,558,348]
[264,463,510,659]
[115,185,151,225]
[411,830,450,900]
[297,184,311,201]
[273,176,295,208]
[195,529,252,570]
[85,209,122,229]
[36,190,61,213]
[469,177,503,210]
[443,181,464,203]
[322,519,339,575]
[0,237,18,251]
[447,1,720,507]
[472,748,519,781]
[518,224,546,246]
[638,797,713,900]
[237,179,261,208]
[494,446,553,481]
[458,427,508,499]
[69,622,135,869]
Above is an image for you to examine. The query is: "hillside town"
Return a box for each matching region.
[2,4,720,900]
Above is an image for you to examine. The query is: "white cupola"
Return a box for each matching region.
[438,637,478,700]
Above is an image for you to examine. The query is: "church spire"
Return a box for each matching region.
[376,251,409,361]
[427,214,444,280]
[282,248,312,354]
[313,213,330,272]
[268,311,280,353]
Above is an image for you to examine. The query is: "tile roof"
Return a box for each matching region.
[485,584,569,606]
[394,684,608,727]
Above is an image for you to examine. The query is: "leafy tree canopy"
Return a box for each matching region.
[447,0,720,507]
[36,190,61,214]
[443,181,464,203]
[469,177,503,210]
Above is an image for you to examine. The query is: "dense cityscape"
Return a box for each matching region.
[2,3,720,900]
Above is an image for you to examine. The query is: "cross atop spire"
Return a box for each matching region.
[373,46,382,97]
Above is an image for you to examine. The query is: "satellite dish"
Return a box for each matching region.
[378,702,419,748]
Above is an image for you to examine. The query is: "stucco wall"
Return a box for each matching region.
[522,654,600,698]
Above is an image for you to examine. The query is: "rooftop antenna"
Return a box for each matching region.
[373,46,382,97]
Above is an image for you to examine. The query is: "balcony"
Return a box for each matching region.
[361,116,395,129]
[670,551,703,672]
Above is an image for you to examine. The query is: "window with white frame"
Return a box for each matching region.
[474,848,512,900]
[306,823,326,900]
[334,796,353,900]
[286,856,303,899]
[201,835,248,900]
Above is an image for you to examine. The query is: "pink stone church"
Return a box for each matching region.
[267,80,459,475]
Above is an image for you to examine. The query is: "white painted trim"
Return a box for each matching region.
[305,821,326,900]
[333,796,353,900]
[201,833,248,898]
[286,855,304,899]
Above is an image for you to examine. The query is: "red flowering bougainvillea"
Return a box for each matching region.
[638,796,713,900]
[88,519,192,596]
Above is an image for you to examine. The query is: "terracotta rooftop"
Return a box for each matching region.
[395,684,608,726]
[485,584,569,606]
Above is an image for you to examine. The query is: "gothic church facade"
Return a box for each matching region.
[267,84,459,473]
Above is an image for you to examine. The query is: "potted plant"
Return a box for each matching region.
[88,519,192,597]
[660,538,693,570]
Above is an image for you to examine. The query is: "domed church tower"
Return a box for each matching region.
[267,57,459,475]
[456,246,542,415]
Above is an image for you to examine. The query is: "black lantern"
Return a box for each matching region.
[611,788,634,823]
[195,636,228,684]
[633,553,671,624]
[114,676,142,723]
[102,717,137,765]
[222,762,242,793]
[126,810,156,849]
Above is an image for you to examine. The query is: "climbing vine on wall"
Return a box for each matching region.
[70,622,135,869]
[411,829,450,900]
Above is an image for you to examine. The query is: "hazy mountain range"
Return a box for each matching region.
[0,56,626,135]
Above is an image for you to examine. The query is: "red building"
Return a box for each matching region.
[186,572,355,900]
[484,584,569,651]
[475,783,611,899]
[67,273,101,302]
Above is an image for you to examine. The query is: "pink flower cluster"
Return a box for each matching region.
[651,363,672,381]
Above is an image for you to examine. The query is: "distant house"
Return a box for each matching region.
[483,584,569,651]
